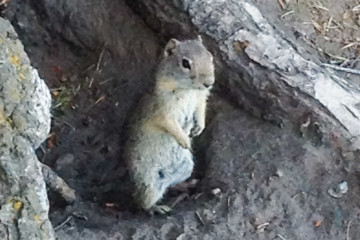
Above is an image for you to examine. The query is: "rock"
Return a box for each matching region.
[328,181,348,199]
[0,17,54,239]
[210,188,221,197]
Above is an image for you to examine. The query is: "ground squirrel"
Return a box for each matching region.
[124,36,215,214]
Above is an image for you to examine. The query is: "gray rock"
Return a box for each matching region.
[0,17,54,239]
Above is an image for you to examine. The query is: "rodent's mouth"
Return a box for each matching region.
[197,85,212,90]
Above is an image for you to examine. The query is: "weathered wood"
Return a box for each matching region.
[127,0,360,149]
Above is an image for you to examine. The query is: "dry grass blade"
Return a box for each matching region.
[54,216,73,231]
[346,219,353,240]
[277,0,286,9]
[342,42,360,49]
[256,222,270,230]
[352,5,360,12]
[322,63,360,75]
[195,212,205,226]
[96,46,106,72]
[281,10,294,18]
[314,5,329,11]
[276,234,287,240]
[94,95,106,105]
[326,16,333,32]
[311,20,322,32]
[325,52,348,61]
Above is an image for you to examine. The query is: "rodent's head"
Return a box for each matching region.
[156,36,215,92]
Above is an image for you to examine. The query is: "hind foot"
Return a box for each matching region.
[169,179,199,193]
[148,204,172,215]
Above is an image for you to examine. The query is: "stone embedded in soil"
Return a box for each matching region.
[328,181,348,199]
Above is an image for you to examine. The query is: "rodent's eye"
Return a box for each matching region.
[182,58,191,70]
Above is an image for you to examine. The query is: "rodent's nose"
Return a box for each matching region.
[203,83,212,88]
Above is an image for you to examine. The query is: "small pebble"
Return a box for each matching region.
[211,188,221,196]
[275,169,284,177]
[328,181,348,198]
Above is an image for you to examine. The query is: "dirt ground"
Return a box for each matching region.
[3,0,360,239]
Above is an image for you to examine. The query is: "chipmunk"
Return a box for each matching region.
[124,36,215,214]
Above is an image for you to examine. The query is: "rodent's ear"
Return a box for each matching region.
[164,38,179,57]
[197,35,203,43]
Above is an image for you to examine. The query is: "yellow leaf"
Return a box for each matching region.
[0,107,6,125]
[18,73,25,80]
[51,90,60,97]
[33,214,41,221]
[13,200,23,211]
[10,55,20,66]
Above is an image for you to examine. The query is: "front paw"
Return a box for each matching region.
[190,124,205,137]
[178,135,191,149]
[148,205,172,215]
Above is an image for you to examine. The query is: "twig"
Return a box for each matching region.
[281,10,294,18]
[89,78,94,88]
[346,219,353,240]
[322,63,360,75]
[276,234,287,240]
[170,193,188,208]
[314,5,329,11]
[82,64,95,74]
[96,46,106,72]
[72,212,88,221]
[353,5,360,12]
[87,95,106,111]
[195,212,205,226]
[277,0,286,9]
[99,77,114,85]
[54,216,72,231]
[326,16,333,32]
[331,19,345,30]
[256,222,270,230]
[311,20,322,32]
[342,42,360,49]
[42,164,76,203]
[94,95,105,105]
[325,53,348,61]
[350,56,360,68]
[75,83,81,93]
[340,59,352,67]
[51,116,76,131]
